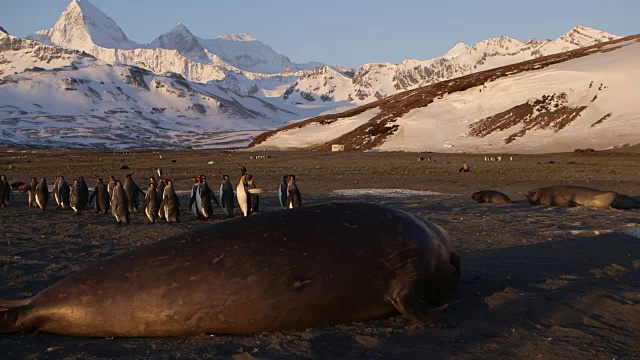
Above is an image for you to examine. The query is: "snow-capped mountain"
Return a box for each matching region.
[197,33,322,74]
[284,26,620,106]
[8,0,630,151]
[252,35,640,153]
[149,23,210,64]
[25,0,619,111]
[0,31,301,149]
[28,0,138,50]
[28,0,322,83]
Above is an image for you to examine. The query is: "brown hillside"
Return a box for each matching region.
[249,34,640,151]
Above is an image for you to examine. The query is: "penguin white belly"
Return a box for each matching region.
[145,207,152,222]
[237,183,248,217]
[36,196,42,209]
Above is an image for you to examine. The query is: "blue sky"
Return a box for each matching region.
[1,0,637,68]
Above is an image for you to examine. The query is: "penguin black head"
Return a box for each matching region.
[79,176,85,181]
[109,175,115,181]
[41,177,46,182]
[282,175,288,183]
[31,177,37,181]
[73,179,79,184]
[126,174,133,179]
[289,175,296,181]
[222,174,229,180]
[97,178,103,184]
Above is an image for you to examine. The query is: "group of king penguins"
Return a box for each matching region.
[195,163,303,220]
[1,164,303,225]
[4,173,180,225]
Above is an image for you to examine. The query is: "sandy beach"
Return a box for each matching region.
[1,148,639,359]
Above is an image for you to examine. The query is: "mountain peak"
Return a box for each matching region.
[444,42,469,59]
[217,33,257,42]
[0,25,7,34]
[149,23,209,63]
[29,0,139,51]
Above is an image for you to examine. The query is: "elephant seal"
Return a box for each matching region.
[472,190,512,204]
[0,202,460,337]
[526,185,640,210]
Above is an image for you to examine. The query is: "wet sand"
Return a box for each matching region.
[1,149,639,359]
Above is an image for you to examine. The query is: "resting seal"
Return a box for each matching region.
[526,185,640,210]
[472,190,512,204]
[0,202,460,337]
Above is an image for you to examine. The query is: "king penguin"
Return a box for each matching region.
[70,179,82,217]
[219,174,234,218]
[107,175,116,200]
[28,177,38,208]
[246,174,259,214]
[89,178,109,214]
[278,174,288,209]
[162,180,180,223]
[110,180,130,224]
[188,176,203,220]
[144,182,160,224]
[78,176,89,209]
[58,176,71,210]
[199,175,219,220]
[35,177,49,211]
[287,174,302,208]
[0,174,12,207]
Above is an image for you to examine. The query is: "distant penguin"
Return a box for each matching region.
[162,180,180,223]
[0,178,5,209]
[459,161,470,173]
[156,178,166,197]
[70,179,82,216]
[123,174,144,213]
[110,180,130,225]
[58,176,71,210]
[0,174,12,207]
[144,182,160,224]
[78,176,89,209]
[35,177,49,211]
[52,175,61,208]
[219,174,234,218]
[149,176,157,187]
[28,177,38,208]
[189,176,203,220]
[89,178,110,214]
[157,178,167,220]
[107,176,116,200]
[247,174,259,214]
[156,168,163,178]
[199,175,219,220]
[278,174,288,209]
[287,175,302,208]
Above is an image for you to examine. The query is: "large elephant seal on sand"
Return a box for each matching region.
[0,202,461,337]
[526,185,640,210]
[472,190,512,204]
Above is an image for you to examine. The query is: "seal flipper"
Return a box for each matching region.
[0,305,31,333]
[0,299,30,309]
[389,288,456,328]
